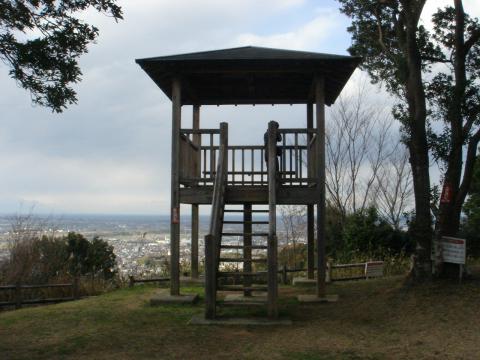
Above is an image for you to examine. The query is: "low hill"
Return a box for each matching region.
[1,274,479,359]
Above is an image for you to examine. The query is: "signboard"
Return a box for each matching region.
[434,236,466,265]
[172,207,179,224]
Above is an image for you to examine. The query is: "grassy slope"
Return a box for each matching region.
[1,274,479,360]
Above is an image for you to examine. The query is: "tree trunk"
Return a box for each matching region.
[402,1,433,280]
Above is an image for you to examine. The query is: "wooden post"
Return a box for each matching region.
[73,276,80,300]
[15,282,22,309]
[243,203,252,297]
[191,205,199,279]
[205,122,229,320]
[307,103,315,280]
[315,76,326,298]
[129,275,135,288]
[307,205,315,280]
[191,105,200,279]
[170,77,182,296]
[267,121,278,318]
[205,234,215,319]
[282,265,288,285]
[326,261,332,283]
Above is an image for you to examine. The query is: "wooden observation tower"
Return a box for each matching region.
[136,46,359,319]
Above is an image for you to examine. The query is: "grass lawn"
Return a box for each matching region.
[1,273,479,360]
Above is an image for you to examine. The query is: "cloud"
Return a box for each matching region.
[0,0,358,215]
[235,9,341,50]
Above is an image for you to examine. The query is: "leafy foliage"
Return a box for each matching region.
[0,0,122,112]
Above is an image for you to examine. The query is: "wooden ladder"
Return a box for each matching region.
[216,205,270,308]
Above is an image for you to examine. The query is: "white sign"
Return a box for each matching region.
[434,237,466,265]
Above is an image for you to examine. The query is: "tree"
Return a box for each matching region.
[0,0,122,112]
[325,79,412,226]
[87,236,116,279]
[338,0,480,280]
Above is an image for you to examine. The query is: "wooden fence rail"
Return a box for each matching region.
[278,261,384,284]
[0,280,79,309]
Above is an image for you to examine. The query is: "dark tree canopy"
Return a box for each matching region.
[0,0,122,112]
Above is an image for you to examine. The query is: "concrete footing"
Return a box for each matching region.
[180,276,205,286]
[223,294,267,303]
[297,294,339,303]
[292,277,317,286]
[150,290,199,306]
[189,314,292,326]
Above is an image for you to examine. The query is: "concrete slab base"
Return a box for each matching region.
[150,290,199,306]
[189,314,292,326]
[297,294,339,303]
[292,277,317,286]
[223,294,267,303]
[180,276,205,286]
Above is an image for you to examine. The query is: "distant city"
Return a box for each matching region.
[0,213,294,278]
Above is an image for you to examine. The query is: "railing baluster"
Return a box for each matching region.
[251,149,254,185]
[295,133,299,182]
[282,133,287,179]
[261,148,264,185]
[289,142,293,186]
[241,149,245,186]
[232,149,235,185]
[210,133,214,180]
[203,148,207,185]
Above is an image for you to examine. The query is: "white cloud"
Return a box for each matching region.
[235,9,342,50]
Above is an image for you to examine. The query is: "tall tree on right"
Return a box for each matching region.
[337,0,480,280]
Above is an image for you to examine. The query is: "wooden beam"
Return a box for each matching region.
[315,76,326,297]
[180,186,320,205]
[306,103,315,280]
[191,105,200,279]
[170,77,182,296]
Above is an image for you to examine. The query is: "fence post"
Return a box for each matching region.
[129,275,135,288]
[326,261,332,283]
[15,282,22,309]
[282,265,288,285]
[73,276,80,300]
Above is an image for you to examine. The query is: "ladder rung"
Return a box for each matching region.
[223,221,269,225]
[222,232,269,237]
[220,245,267,250]
[218,271,267,277]
[218,286,268,292]
[218,258,267,263]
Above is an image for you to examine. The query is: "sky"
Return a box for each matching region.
[0,0,479,215]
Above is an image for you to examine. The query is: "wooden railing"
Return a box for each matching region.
[0,281,79,309]
[205,122,228,319]
[179,128,219,186]
[180,127,317,187]
[278,261,385,284]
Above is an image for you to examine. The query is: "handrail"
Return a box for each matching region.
[205,122,228,319]
[180,128,220,134]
